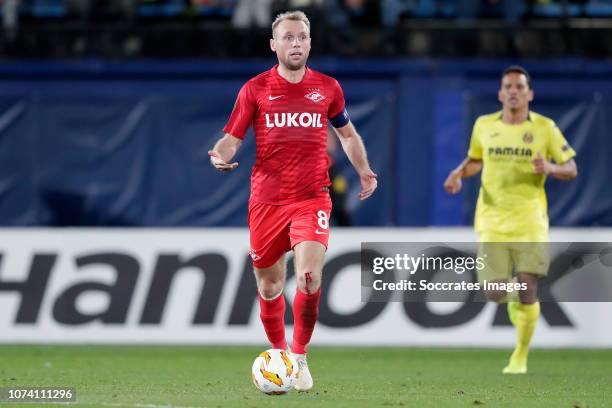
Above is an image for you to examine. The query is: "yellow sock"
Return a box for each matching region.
[500,279,520,326]
[503,301,540,374]
[515,302,540,357]
[507,301,519,326]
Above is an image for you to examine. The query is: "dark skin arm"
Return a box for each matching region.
[443,157,483,195]
[532,153,577,180]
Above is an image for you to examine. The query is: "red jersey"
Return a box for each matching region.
[223,65,347,205]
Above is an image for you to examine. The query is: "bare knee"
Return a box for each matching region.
[258,277,285,299]
[255,259,286,299]
[518,281,538,304]
[296,270,321,295]
[517,272,539,304]
[484,290,507,303]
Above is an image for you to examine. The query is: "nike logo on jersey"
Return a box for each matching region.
[489,132,500,138]
[268,95,284,100]
[315,230,328,235]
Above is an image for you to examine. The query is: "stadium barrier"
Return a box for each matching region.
[1,228,610,347]
[1,59,612,227]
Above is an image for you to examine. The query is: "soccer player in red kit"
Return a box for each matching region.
[208,10,377,391]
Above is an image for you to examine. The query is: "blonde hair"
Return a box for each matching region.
[271,11,310,38]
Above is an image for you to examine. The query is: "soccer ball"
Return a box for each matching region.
[251,348,297,395]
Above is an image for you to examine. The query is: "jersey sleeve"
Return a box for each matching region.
[547,123,576,164]
[467,118,483,160]
[328,79,346,119]
[223,81,258,140]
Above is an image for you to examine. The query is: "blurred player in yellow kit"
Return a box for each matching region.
[444,66,577,374]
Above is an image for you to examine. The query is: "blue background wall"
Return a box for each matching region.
[0,59,610,226]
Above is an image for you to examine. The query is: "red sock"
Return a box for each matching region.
[259,293,288,350]
[291,288,321,355]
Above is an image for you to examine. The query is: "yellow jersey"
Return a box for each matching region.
[467,111,576,242]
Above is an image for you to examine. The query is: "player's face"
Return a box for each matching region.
[270,20,311,71]
[498,73,533,111]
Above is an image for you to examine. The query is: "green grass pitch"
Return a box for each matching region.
[0,346,609,407]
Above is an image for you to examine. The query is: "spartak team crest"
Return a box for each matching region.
[248,248,261,262]
[304,91,326,103]
[522,131,534,144]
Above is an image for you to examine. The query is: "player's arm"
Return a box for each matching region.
[445,118,484,195]
[209,80,256,172]
[532,154,577,180]
[443,157,483,195]
[208,133,242,172]
[534,124,578,180]
[333,122,377,200]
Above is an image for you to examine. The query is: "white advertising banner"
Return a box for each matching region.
[0,228,610,347]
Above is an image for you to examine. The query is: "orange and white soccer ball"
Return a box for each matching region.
[251,348,297,394]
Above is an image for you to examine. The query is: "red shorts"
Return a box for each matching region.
[247,196,332,268]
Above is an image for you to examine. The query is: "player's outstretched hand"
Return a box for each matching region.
[443,171,462,195]
[531,152,550,174]
[208,150,239,172]
[359,170,378,200]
